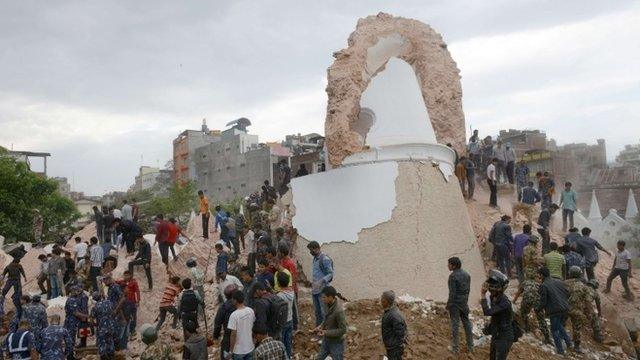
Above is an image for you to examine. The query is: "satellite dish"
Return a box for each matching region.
[225,117,252,131]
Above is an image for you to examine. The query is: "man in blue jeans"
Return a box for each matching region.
[537,266,573,354]
[307,241,334,327]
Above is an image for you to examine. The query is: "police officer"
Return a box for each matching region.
[513,275,551,344]
[5,320,38,360]
[103,275,126,350]
[90,292,116,359]
[64,286,89,348]
[139,324,172,360]
[565,265,589,353]
[9,295,31,333]
[39,314,75,360]
[24,294,48,349]
[480,270,514,360]
[586,280,604,343]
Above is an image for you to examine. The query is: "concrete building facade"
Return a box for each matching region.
[173,120,221,183]
[498,129,548,158]
[53,177,71,198]
[194,127,286,202]
[616,141,640,168]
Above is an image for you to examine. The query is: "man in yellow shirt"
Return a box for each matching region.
[198,190,210,239]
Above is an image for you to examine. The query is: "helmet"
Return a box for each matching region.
[186,258,197,268]
[528,234,539,244]
[568,266,582,279]
[587,280,599,289]
[486,269,509,291]
[141,325,157,345]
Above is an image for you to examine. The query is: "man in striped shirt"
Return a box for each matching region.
[156,276,182,330]
[544,242,566,279]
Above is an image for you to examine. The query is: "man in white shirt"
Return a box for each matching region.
[217,271,244,304]
[73,237,88,268]
[486,158,498,207]
[88,237,104,292]
[112,206,122,220]
[228,290,255,359]
[121,200,133,221]
[492,140,507,183]
[605,240,634,301]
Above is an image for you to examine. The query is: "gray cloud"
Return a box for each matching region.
[0,0,638,193]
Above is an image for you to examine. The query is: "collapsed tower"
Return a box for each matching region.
[288,13,484,302]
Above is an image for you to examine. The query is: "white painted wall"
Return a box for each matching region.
[360,57,437,147]
[291,162,398,244]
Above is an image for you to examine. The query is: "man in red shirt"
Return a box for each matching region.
[120,270,140,339]
[279,245,299,330]
[154,214,171,271]
[167,218,190,261]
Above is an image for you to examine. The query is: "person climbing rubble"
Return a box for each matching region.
[39,314,74,360]
[565,265,592,353]
[313,286,346,360]
[537,203,558,254]
[307,241,334,327]
[536,266,572,355]
[156,275,182,331]
[513,264,551,344]
[198,190,210,239]
[480,269,514,360]
[90,291,116,360]
[139,325,172,360]
[22,294,47,350]
[380,290,407,359]
[64,285,89,349]
[213,284,238,360]
[446,257,473,355]
[604,239,634,301]
[179,278,203,340]
[128,235,153,291]
[575,227,611,281]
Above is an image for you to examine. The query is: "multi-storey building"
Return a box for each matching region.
[172,119,221,183]
[194,126,289,202]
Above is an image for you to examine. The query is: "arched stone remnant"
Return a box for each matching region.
[325,12,465,167]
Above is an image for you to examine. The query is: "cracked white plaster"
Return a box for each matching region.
[290,161,398,244]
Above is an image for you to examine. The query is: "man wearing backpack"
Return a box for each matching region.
[307,241,334,326]
[253,282,287,341]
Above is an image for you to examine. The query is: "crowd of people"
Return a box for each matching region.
[0,132,636,360]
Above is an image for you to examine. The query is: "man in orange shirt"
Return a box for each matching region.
[198,190,210,239]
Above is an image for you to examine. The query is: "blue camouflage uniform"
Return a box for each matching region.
[5,329,35,360]
[91,299,116,356]
[22,303,48,349]
[64,293,88,339]
[107,283,125,349]
[39,324,74,360]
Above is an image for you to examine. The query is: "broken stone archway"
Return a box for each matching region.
[325,12,465,167]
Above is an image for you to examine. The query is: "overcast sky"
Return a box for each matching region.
[1,1,639,195]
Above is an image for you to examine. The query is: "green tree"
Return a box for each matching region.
[142,181,198,226]
[0,148,79,243]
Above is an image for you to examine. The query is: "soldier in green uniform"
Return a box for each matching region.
[522,234,542,280]
[140,325,173,360]
[586,280,604,343]
[513,277,551,343]
[565,266,590,352]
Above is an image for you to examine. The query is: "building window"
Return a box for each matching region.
[217,150,220,154]
[227,186,231,189]
[240,163,246,167]
[241,183,246,188]
[217,187,221,191]
[226,166,231,170]
[217,168,221,172]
